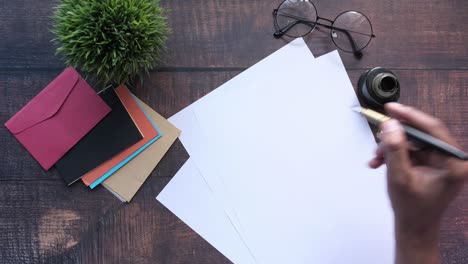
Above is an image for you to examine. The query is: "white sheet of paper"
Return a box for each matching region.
[167,38,316,261]
[188,50,395,263]
[164,39,394,263]
[157,159,255,264]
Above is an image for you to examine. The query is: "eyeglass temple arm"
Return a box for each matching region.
[315,22,363,59]
[273,10,307,38]
[273,20,304,38]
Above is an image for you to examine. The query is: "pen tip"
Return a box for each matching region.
[351,106,363,113]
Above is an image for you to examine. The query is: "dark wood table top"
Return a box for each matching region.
[1,0,467,263]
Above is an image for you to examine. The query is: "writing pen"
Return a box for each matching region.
[352,106,468,161]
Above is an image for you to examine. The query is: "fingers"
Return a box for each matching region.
[369,142,385,168]
[369,156,384,169]
[447,159,468,181]
[380,119,411,183]
[384,103,455,145]
[385,103,468,181]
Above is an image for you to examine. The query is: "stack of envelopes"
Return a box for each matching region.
[5,67,180,202]
[157,39,395,263]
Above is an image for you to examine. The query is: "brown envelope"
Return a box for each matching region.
[102,98,181,202]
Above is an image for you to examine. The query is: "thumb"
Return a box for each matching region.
[380,120,411,183]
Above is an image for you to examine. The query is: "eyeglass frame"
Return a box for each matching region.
[272,0,376,59]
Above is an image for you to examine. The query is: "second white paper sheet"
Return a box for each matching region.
[157,159,255,263]
[189,50,395,263]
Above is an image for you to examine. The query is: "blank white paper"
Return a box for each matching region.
[167,38,317,262]
[189,51,395,263]
[164,38,394,263]
[157,159,255,264]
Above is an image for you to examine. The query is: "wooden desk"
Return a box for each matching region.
[1,0,467,263]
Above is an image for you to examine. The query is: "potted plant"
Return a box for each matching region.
[52,0,170,86]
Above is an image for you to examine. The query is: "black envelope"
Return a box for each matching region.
[56,88,143,185]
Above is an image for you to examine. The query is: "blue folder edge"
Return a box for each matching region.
[89,94,163,189]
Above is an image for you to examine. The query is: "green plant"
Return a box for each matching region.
[52,0,170,85]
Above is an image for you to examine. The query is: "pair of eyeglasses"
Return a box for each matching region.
[273,0,375,59]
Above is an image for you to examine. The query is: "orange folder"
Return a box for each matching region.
[81,85,159,186]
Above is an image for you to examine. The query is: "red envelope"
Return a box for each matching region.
[4,67,111,170]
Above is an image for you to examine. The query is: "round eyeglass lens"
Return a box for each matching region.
[275,0,318,38]
[331,11,373,52]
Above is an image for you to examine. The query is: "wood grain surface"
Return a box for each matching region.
[0,0,467,263]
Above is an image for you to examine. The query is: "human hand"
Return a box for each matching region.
[368,102,468,264]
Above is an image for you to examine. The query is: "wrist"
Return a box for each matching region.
[395,218,440,243]
[395,222,441,264]
[396,226,439,248]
